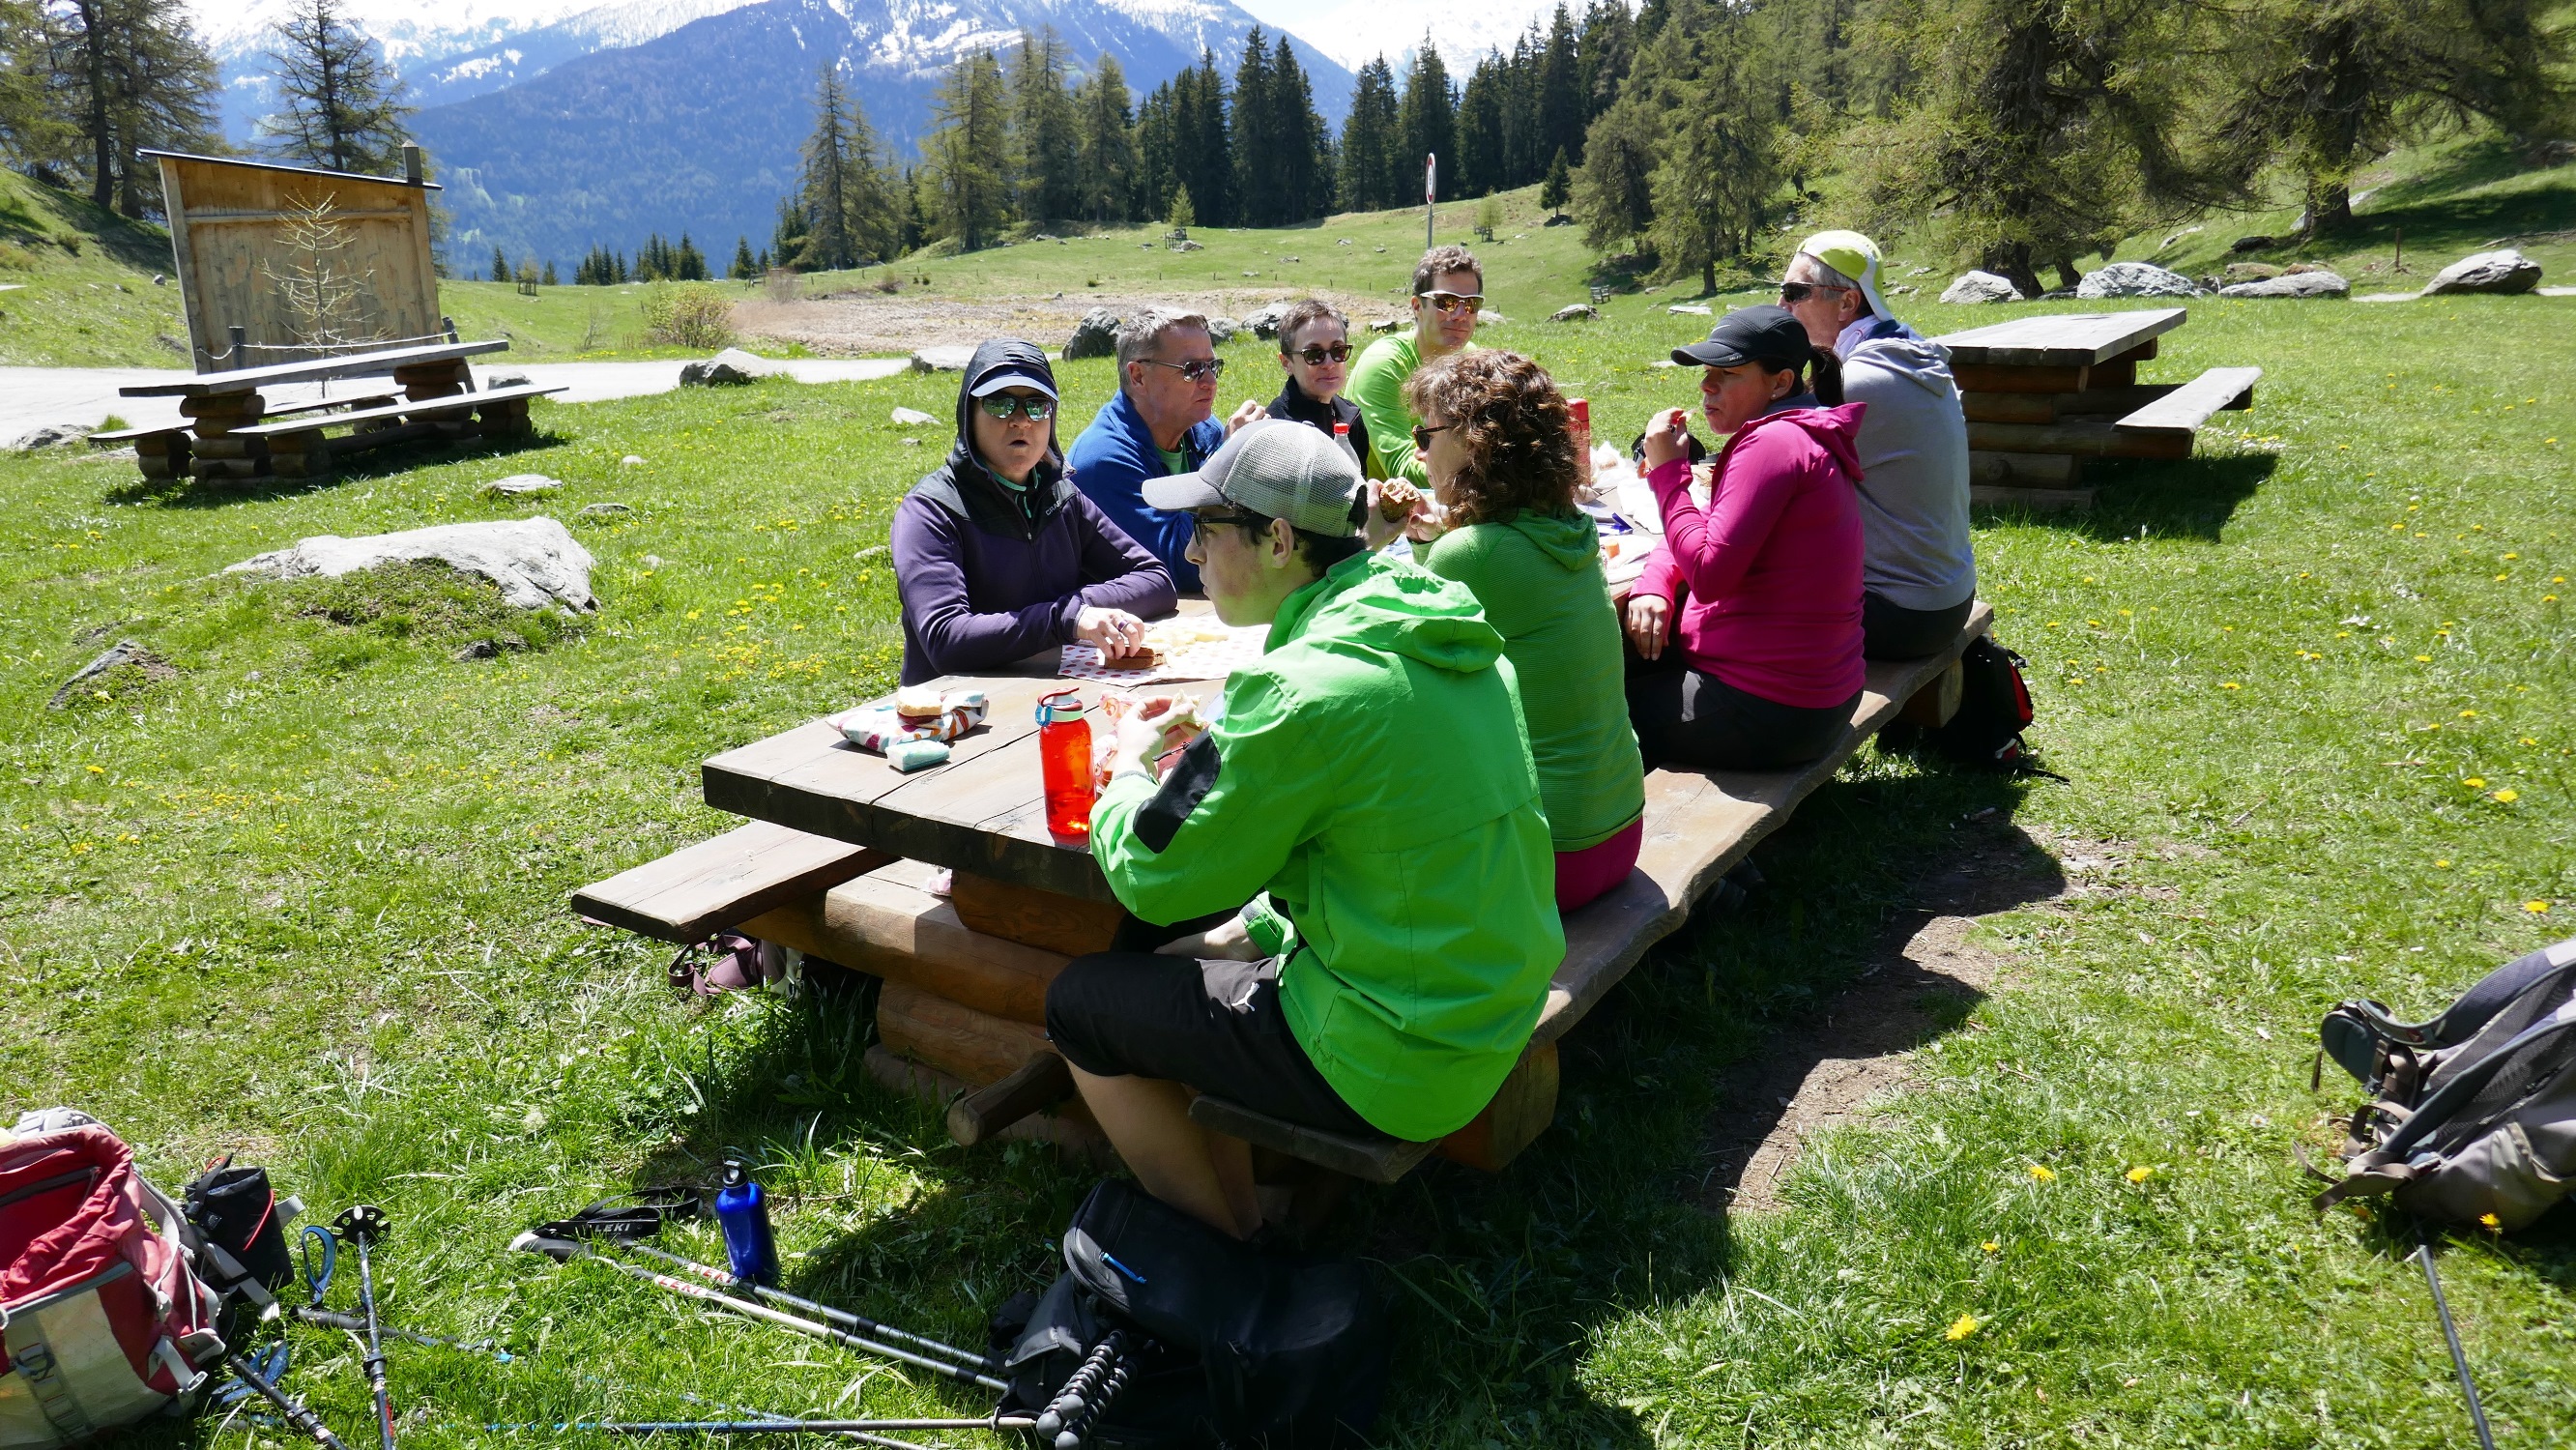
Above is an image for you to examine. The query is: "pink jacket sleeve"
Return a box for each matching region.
[1647,437,1803,603]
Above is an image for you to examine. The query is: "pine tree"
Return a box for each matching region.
[0,0,54,167]
[1268,40,1333,221]
[1072,52,1138,222]
[731,235,758,278]
[1645,7,1781,294]
[796,68,856,270]
[1010,30,1081,223]
[926,48,1010,250]
[1573,79,1660,249]
[1538,4,1583,165]
[489,244,508,282]
[678,232,706,280]
[1577,0,1636,125]
[1337,56,1403,210]
[1398,36,1455,201]
[29,0,219,215]
[614,250,627,283]
[769,193,809,270]
[1455,57,1505,196]
[261,0,412,174]
[1165,183,1196,232]
[1134,79,1179,220]
[541,259,557,285]
[1540,146,1572,217]
[1230,30,1278,224]
[1175,50,1231,225]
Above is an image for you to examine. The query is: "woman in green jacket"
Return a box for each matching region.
[1400,350,1646,909]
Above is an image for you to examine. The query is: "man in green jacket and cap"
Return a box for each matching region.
[1045,419,1562,1239]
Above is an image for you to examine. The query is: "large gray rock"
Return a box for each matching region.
[1940,271,2022,304]
[1548,304,1601,322]
[909,345,977,373]
[2075,261,2200,299]
[1062,307,1122,360]
[2218,270,2350,299]
[482,473,563,497]
[1240,300,1295,338]
[1205,317,1240,344]
[11,423,88,450]
[680,347,776,386]
[226,517,597,612]
[2420,248,2543,297]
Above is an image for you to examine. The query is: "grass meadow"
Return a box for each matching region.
[6,146,2575,1448]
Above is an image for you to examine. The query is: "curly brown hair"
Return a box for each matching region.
[1404,349,1579,528]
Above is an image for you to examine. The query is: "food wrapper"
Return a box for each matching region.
[830,687,990,753]
[1059,618,1266,683]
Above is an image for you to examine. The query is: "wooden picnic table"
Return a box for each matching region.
[1928,306,2257,510]
[102,338,542,484]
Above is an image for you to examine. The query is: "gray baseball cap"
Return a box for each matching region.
[1142,418,1362,536]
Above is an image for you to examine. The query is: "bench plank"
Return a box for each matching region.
[2114,365,2261,437]
[231,383,564,437]
[1967,419,2193,459]
[571,821,889,944]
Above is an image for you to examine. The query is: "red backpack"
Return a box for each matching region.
[2,1111,224,1447]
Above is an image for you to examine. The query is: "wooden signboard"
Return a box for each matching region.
[144,149,444,373]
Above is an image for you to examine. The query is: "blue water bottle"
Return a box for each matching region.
[713,1160,780,1286]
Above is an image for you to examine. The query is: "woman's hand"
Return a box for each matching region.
[1625,593,1670,660]
[1153,912,1264,961]
[1076,606,1147,659]
[1362,479,1428,548]
[1640,407,1694,469]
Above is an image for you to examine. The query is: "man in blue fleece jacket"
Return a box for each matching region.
[1066,307,1260,592]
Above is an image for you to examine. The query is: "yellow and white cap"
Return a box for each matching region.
[1796,229,1890,319]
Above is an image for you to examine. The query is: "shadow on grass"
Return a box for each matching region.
[573,752,2062,1444]
[1979,450,2279,543]
[100,430,565,509]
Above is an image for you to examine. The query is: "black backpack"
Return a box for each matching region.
[1882,636,2040,770]
[994,1179,1388,1448]
[2311,936,2576,1230]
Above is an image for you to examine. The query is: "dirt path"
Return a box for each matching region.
[732,286,1396,358]
[1698,821,2072,1212]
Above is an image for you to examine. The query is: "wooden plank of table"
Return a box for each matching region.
[1932,308,2186,366]
[740,858,1068,1024]
[1967,419,2193,459]
[950,872,1127,956]
[118,339,509,396]
[2114,366,2262,437]
[1953,362,2090,394]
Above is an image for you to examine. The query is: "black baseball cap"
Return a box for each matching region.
[1670,304,1812,370]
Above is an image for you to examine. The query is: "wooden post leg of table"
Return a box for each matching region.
[395,360,473,440]
[266,428,333,481]
[182,392,267,481]
[946,1051,1074,1146]
[949,872,1129,957]
[131,429,191,481]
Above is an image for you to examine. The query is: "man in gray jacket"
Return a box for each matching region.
[1780,230,1977,658]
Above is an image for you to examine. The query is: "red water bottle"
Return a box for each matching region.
[1036,689,1095,839]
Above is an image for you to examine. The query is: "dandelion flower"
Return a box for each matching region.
[2464,777,2486,788]
[86,765,103,774]
[2126,1166,2155,1184]
[1946,1315,1983,1342]
[2436,859,2451,868]
[1982,1241,2000,1254]
[2028,1164,2057,1182]
[2479,1213,2503,1230]
[2460,710,2477,719]
[2529,901,2553,914]
[2492,790,2519,803]
[2415,654,2434,662]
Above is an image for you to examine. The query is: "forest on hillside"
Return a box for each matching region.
[4,0,2568,295]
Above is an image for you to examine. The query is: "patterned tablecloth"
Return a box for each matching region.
[1057,620,1270,685]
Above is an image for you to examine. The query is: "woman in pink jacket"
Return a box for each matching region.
[1625,304,1867,769]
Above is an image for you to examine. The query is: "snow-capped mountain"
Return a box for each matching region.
[1230,0,1560,72]
[395,0,1355,271]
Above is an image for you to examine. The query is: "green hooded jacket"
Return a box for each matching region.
[1425,509,1645,853]
[1089,551,1564,1142]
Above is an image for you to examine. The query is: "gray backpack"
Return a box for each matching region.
[2312,936,2576,1230]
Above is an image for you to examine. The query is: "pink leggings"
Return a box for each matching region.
[1554,817,1643,912]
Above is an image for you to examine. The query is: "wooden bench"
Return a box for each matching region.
[569,820,890,944]
[232,383,566,478]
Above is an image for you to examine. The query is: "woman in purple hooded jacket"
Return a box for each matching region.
[891,339,1177,683]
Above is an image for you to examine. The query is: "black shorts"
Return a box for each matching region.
[1626,660,1858,771]
[1045,952,1376,1140]
[1864,591,1974,660]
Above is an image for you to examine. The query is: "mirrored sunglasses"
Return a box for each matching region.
[976,392,1056,420]
[1419,291,1484,316]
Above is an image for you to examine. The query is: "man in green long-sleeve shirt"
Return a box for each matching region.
[1346,244,1484,488]
[1044,419,1560,1240]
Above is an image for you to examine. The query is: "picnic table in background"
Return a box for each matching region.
[97,339,560,483]
[1932,307,2261,511]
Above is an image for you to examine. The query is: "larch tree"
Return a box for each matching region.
[927,48,1010,250]
[27,0,218,214]
[1072,52,1138,222]
[1397,35,1455,198]
[1010,29,1081,223]
[796,67,856,271]
[1644,5,1783,295]
[260,0,411,175]
[1337,56,1402,211]
[1266,39,1332,221]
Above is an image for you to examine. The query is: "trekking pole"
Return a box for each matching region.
[223,1350,353,1450]
[511,1233,1008,1392]
[333,1205,399,1450]
[489,1410,944,1450]
[574,1416,1039,1436]
[2414,1223,2499,1450]
[603,1238,998,1376]
[291,1307,514,1362]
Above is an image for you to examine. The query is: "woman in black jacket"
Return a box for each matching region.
[1262,299,1380,478]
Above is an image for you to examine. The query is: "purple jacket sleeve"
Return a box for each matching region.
[1070,492,1179,622]
[891,495,1078,676]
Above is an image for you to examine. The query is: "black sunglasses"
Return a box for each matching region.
[1290,342,1352,365]
[1190,509,1268,546]
[976,392,1056,420]
[1145,357,1226,383]
[1777,280,1853,304]
[1411,421,1450,452]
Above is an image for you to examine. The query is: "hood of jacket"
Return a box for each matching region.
[1497,507,1602,574]
[1736,400,1868,484]
[1838,315,1959,402]
[1270,550,1506,676]
[909,337,1073,540]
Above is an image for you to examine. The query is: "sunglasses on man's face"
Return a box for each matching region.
[1418,291,1483,316]
[977,392,1056,420]
[1145,357,1226,383]
[1777,280,1852,304]
[1290,342,1352,365]
[1189,509,1267,547]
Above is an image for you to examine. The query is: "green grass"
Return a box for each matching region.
[7,131,2575,1449]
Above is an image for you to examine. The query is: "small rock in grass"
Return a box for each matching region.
[484,473,562,497]
[1063,307,1123,360]
[1369,317,1403,332]
[453,633,529,662]
[1240,300,1294,338]
[890,406,937,425]
[48,640,175,709]
[2074,261,2199,299]
[1941,271,2023,304]
[680,347,776,386]
[1549,304,1600,323]
[622,454,646,466]
[12,423,89,450]
[228,517,596,612]
[1666,304,1713,315]
[2218,270,2350,299]
[576,502,634,518]
[643,555,663,567]
[909,345,976,373]
[2420,248,2543,297]
[2229,234,2276,253]
[854,544,890,563]
[2222,262,2281,282]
